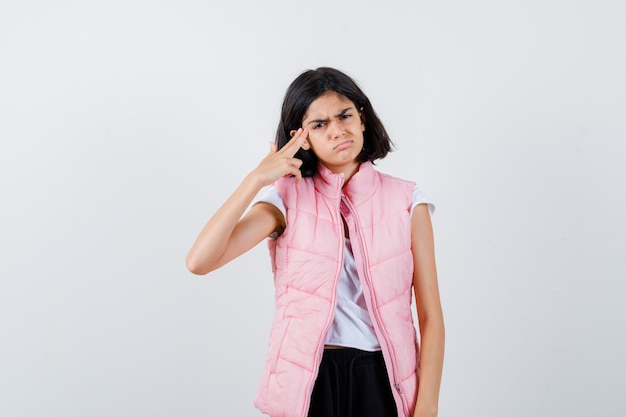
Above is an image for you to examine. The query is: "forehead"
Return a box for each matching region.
[303,91,356,120]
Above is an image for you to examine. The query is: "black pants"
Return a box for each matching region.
[307,348,398,417]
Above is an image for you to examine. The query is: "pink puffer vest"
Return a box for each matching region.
[254,162,419,417]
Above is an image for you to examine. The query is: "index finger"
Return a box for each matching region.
[281,128,308,156]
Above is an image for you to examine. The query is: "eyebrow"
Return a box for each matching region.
[306,107,354,125]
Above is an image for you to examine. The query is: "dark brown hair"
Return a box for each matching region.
[276,67,393,177]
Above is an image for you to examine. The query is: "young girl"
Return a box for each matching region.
[186,67,444,417]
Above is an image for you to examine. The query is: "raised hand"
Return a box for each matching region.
[186,128,309,274]
[252,128,308,186]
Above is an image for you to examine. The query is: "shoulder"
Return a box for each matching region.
[373,169,416,201]
[375,169,415,189]
[373,168,435,216]
[376,171,415,189]
[274,176,315,201]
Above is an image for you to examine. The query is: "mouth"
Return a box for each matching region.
[334,140,353,150]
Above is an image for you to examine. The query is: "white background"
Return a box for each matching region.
[1,1,625,416]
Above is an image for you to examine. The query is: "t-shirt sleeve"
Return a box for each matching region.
[412,185,435,216]
[253,186,286,239]
[254,185,286,218]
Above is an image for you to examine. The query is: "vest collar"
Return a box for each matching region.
[313,161,379,204]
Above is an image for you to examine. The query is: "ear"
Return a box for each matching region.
[360,109,366,131]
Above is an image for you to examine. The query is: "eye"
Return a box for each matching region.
[313,122,326,129]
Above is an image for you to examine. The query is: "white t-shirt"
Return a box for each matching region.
[256,185,434,351]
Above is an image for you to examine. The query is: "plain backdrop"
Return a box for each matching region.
[1,1,625,416]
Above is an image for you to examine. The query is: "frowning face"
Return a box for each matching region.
[293,91,365,179]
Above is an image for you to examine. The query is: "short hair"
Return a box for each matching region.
[275,67,393,177]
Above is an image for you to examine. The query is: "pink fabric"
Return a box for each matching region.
[254,162,419,417]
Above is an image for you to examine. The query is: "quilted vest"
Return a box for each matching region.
[254,162,419,417]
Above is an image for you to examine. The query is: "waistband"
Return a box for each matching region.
[320,347,384,368]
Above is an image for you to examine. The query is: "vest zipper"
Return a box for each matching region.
[300,195,345,417]
[341,195,411,417]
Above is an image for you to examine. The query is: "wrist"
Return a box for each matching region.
[242,170,267,192]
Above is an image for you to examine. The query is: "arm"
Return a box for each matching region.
[185,129,308,275]
[411,204,445,417]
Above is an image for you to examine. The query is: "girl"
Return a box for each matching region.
[186,67,444,417]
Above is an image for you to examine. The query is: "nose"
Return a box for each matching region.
[329,120,345,139]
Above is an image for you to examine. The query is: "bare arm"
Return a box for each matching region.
[185,129,308,275]
[411,204,445,417]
